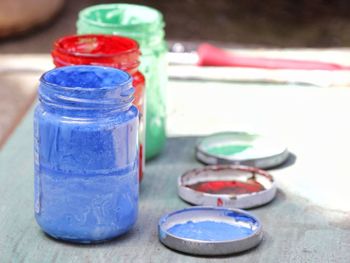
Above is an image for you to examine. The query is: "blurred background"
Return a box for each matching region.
[2,0,350,53]
[2,0,350,147]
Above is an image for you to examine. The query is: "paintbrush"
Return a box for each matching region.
[168,43,350,70]
[168,43,350,87]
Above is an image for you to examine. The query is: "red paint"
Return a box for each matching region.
[217,198,223,206]
[52,35,140,65]
[52,35,145,181]
[187,180,265,195]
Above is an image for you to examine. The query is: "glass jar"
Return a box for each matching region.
[51,34,145,181]
[34,66,139,243]
[77,4,167,159]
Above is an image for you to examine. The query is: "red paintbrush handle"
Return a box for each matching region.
[197,43,348,70]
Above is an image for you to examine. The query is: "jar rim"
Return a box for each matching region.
[53,34,140,59]
[78,4,164,31]
[40,65,132,91]
[39,65,134,113]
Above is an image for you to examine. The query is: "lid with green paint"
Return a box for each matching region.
[196,131,289,169]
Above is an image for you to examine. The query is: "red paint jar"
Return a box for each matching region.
[52,34,145,181]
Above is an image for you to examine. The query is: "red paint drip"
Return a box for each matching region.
[217,198,223,206]
[188,180,265,195]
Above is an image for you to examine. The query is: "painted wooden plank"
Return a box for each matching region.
[0,80,349,262]
[0,54,52,148]
[0,72,37,147]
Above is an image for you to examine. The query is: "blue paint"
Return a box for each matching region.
[167,219,255,242]
[34,66,139,243]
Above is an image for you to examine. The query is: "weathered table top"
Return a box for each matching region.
[0,80,349,262]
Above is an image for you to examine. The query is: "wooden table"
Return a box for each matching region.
[0,79,349,262]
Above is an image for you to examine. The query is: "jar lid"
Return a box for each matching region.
[196,131,289,169]
[158,206,263,256]
[178,165,277,209]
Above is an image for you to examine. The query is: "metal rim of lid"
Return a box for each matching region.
[158,206,263,256]
[178,165,277,209]
[196,131,289,169]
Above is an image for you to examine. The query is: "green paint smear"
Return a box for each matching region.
[206,144,252,156]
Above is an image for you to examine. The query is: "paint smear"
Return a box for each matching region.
[205,144,252,156]
[187,180,265,195]
[167,220,254,241]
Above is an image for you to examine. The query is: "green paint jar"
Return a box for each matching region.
[77,4,167,159]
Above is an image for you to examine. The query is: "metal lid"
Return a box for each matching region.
[196,131,289,169]
[158,206,263,256]
[178,165,277,209]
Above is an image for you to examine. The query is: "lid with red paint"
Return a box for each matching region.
[178,165,277,209]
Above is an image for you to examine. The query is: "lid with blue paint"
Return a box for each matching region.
[158,206,263,255]
[196,131,289,169]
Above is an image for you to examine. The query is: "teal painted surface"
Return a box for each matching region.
[1,82,350,262]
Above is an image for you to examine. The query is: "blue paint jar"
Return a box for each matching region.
[34,65,139,243]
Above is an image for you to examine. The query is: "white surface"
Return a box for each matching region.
[167,81,350,211]
[2,53,349,211]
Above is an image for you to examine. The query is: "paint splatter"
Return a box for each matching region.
[217,198,223,206]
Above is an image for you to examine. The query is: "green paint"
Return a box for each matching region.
[77,4,165,45]
[206,144,252,156]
